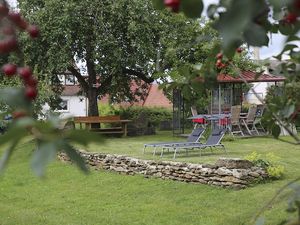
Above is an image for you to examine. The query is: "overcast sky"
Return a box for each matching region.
[7,0,290,60]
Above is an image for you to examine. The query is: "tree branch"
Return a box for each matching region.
[67,65,88,92]
[96,74,113,95]
[122,68,154,83]
[251,176,300,224]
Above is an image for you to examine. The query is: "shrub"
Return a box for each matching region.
[245,151,285,179]
[119,106,172,127]
[98,103,120,116]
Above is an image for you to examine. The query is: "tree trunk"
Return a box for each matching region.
[87,88,100,128]
[87,89,99,116]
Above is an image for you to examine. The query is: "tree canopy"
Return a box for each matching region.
[18,0,256,116]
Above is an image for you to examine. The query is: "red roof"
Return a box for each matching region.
[99,83,172,108]
[217,71,285,83]
[62,85,82,96]
[143,84,172,108]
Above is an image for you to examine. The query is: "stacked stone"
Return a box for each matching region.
[58,152,269,189]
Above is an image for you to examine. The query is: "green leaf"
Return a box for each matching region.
[271,124,281,139]
[66,130,105,146]
[181,0,203,18]
[62,143,89,173]
[269,0,294,12]
[0,88,30,110]
[14,117,36,128]
[31,141,58,177]
[0,127,28,147]
[243,23,269,47]
[151,0,165,10]
[281,105,295,118]
[206,4,218,19]
[282,44,299,53]
[278,23,294,36]
[286,35,300,42]
[213,0,252,48]
[0,140,19,173]
[255,217,265,225]
[177,65,191,78]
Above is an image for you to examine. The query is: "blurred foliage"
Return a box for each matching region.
[245,151,285,179]
[119,106,172,127]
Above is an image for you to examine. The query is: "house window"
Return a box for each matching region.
[65,75,75,85]
[57,75,65,85]
[56,100,69,111]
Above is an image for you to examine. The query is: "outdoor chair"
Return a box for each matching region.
[254,106,266,134]
[240,105,259,135]
[229,105,244,136]
[161,128,227,159]
[191,106,206,128]
[143,127,205,156]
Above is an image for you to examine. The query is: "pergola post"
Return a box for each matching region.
[218,83,221,114]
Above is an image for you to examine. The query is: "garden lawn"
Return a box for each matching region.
[0,132,299,225]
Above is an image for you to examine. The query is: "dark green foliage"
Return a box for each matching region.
[119,106,172,128]
[0,87,105,176]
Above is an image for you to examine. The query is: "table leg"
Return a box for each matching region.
[123,123,128,137]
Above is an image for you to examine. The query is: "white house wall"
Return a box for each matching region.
[41,96,88,119]
[245,82,275,104]
[59,96,88,118]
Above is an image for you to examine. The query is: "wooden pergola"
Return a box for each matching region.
[172,71,285,135]
[211,71,286,114]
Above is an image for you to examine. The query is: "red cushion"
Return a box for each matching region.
[219,118,230,125]
[193,118,205,124]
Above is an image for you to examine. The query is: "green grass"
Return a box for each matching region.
[0,132,300,225]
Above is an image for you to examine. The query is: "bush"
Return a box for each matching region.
[119,106,172,127]
[98,103,120,116]
[245,151,285,179]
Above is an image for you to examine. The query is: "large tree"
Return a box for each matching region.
[18,0,164,116]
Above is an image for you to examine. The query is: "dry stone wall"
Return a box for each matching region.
[58,151,269,189]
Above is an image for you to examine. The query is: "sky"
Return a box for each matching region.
[6,0,289,60]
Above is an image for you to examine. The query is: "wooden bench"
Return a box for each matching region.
[74,115,131,136]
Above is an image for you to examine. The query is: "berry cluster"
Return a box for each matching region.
[215,52,226,69]
[283,0,300,24]
[164,0,180,13]
[215,48,242,70]
[0,2,39,101]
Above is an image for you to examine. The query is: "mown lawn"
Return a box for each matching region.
[0,131,299,225]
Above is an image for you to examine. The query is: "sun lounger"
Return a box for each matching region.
[161,128,227,159]
[143,127,205,155]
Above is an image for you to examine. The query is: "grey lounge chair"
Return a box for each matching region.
[143,127,205,155]
[230,105,244,136]
[161,128,227,159]
[240,105,259,135]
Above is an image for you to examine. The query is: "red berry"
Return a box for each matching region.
[27,25,39,38]
[0,4,9,15]
[216,53,223,59]
[12,111,27,119]
[2,63,17,76]
[164,0,180,12]
[18,67,32,80]
[25,87,38,100]
[2,26,16,35]
[8,12,28,30]
[220,63,226,69]
[0,37,18,53]
[8,11,22,22]
[236,47,243,53]
[294,0,300,9]
[24,77,38,87]
[215,59,222,68]
[284,12,298,24]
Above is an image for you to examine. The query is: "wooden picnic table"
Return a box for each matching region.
[74,116,131,137]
